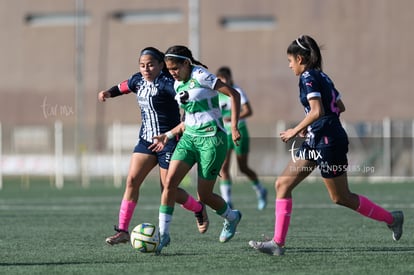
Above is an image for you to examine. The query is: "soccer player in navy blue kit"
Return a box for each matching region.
[99,47,208,245]
[249,35,404,256]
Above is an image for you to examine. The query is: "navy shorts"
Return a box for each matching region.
[296,142,348,178]
[133,138,177,169]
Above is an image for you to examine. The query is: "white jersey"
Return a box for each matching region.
[218,84,249,128]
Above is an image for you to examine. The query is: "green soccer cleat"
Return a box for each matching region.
[387,210,404,241]
[219,210,242,243]
[248,239,285,256]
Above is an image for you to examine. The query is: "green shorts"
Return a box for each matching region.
[172,131,227,180]
[226,124,249,155]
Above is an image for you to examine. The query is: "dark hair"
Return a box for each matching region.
[287,35,323,71]
[164,45,208,69]
[140,47,171,76]
[216,66,233,86]
[216,66,232,77]
[140,47,164,62]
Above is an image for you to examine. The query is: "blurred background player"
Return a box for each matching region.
[98,47,209,245]
[153,45,242,254]
[216,66,267,210]
[249,35,404,256]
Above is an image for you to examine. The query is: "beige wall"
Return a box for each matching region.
[1,0,413,133]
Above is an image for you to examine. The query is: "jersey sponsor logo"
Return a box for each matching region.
[306,82,313,87]
[204,74,215,83]
[205,126,214,132]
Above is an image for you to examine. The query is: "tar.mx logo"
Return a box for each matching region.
[289,140,322,163]
[41,96,74,119]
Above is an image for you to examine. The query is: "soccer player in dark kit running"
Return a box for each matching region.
[98,47,209,245]
[249,35,404,256]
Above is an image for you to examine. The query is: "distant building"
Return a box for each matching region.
[1,0,412,132]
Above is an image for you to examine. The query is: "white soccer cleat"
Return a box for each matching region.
[248,239,285,256]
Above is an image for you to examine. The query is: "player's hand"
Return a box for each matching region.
[149,134,168,152]
[298,129,307,138]
[280,128,297,143]
[98,91,109,102]
[232,127,241,146]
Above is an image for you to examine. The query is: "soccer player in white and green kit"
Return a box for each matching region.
[216,67,267,210]
[153,45,243,254]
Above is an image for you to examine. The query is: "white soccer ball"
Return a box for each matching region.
[130,223,160,253]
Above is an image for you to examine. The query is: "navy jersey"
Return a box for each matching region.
[118,71,180,142]
[299,70,348,147]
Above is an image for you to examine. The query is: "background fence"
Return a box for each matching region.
[1,118,413,190]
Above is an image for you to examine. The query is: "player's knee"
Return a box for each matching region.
[126,175,140,189]
[330,195,341,205]
[197,193,210,204]
[329,194,348,207]
[275,178,287,193]
[220,171,230,179]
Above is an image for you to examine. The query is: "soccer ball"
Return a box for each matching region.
[130,223,160,253]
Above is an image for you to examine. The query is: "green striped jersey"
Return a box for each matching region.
[174,66,225,137]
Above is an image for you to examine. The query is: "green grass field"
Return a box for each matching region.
[0,177,413,275]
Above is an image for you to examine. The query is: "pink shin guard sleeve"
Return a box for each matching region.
[118,200,137,231]
[181,195,202,213]
[357,195,393,224]
[273,198,293,246]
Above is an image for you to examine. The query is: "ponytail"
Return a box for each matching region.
[287,35,323,71]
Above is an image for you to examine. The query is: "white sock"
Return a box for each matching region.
[158,212,172,236]
[252,181,265,196]
[220,184,232,204]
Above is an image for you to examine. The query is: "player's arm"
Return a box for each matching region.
[166,122,185,138]
[214,79,241,144]
[150,122,185,152]
[240,101,253,119]
[98,80,132,102]
[280,97,324,142]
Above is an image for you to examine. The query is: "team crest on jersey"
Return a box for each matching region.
[189,80,196,89]
[302,71,311,78]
